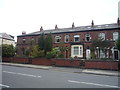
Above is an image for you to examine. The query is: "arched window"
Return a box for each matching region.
[65,35,69,43]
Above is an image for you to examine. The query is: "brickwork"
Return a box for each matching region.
[2,57,119,70]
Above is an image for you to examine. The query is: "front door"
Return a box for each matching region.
[114,51,119,60]
[86,49,91,60]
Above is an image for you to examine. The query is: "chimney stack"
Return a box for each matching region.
[22,31,26,35]
[55,25,58,30]
[72,22,75,29]
[117,17,120,25]
[91,20,94,27]
[40,26,43,32]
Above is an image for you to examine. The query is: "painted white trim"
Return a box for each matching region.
[71,45,83,58]
[86,49,91,59]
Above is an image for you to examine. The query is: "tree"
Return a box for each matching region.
[92,39,110,49]
[44,33,53,53]
[2,44,15,57]
[59,42,68,58]
[92,39,110,59]
[30,45,44,58]
[38,33,44,50]
[46,48,60,59]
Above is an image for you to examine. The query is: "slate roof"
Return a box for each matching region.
[0,33,15,41]
[18,23,120,37]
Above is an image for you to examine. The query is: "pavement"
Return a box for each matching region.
[1,62,120,77]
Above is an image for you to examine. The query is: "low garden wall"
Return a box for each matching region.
[2,57,119,70]
[54,59,81,67]
[31,58,52,66]
[85,60,119,70]
[2,57,29,64]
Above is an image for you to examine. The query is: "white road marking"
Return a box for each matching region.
[3,71,42,78]
[68,80,119,88]
[0,84,10,88]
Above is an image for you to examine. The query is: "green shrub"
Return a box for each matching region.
[91,52,96,59]
[46,52,54,59]
[46,48,60,59]
[30,45,45,58]
[2,44,15,57]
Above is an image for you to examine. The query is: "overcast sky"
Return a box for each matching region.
[0,0,120,41]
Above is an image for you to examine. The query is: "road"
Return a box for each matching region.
[1,65,119,88]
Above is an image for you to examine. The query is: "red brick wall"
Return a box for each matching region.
[2,57,12,62]
[2,57,119,70]
[54,59,80,67]
[31,58,52,66]
[2,57,29,64]
[85,61,118,70]
[12,57,29,64]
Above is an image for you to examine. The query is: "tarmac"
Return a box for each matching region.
[1,62,120,77]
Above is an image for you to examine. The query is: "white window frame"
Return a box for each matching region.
[64,35,69,43]
[98,33,105,40]
[71,45,83,58]
[74,35,80,42]
[55,36,61,43]
[113,32,119,41]
[85,34,91,42]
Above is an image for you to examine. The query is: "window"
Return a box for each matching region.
[31,37,34,41]
[73,47,79,55]
[74,35,80,42]
[85,34,91,42]
[65,35,69,43]
[113,32,119,40]
[98,33,105,40]
[30,37,35,45]
[80,47,82,55]
[22,38,26,44]
[71,45,83,58]
[21,48,26,55]
[55,36,61,43]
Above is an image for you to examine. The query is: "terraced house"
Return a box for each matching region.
[17,18,120,60]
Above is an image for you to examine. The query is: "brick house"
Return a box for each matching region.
[17,19,120,60]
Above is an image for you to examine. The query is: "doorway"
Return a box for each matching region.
[86,49,91,60]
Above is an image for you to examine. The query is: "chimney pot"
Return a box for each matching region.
[91,20,94,27]
[117,17,120,25]
[72,22,75,29]
[55,25,58,30]
[22,31,26,35]
[40,26,43,31]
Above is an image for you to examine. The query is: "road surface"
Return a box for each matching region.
[1,65,119,88]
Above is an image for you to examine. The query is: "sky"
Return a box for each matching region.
[0,0,120,41]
